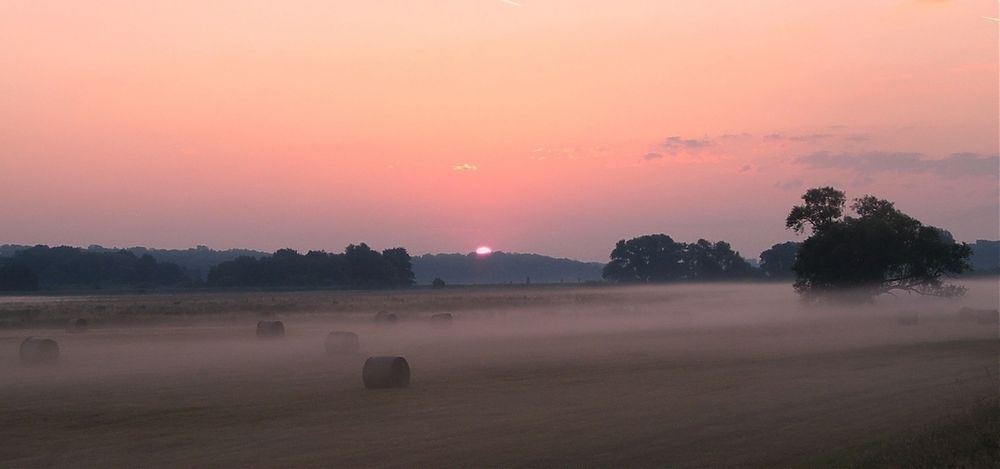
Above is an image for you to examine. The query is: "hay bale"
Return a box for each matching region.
[363,356,410,389]
[256,320,285,338]
[325,331,360,354]
[896,310,919,326]
[20,337,60,363]
[66,318,88,334]
[430,313,453,324]
[374,311,398,324]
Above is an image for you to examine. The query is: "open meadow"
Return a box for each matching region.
[1,281,997,467]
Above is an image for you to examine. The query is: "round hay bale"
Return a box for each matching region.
[256,320,285,338]
[325,331,360,354]
[362,356,410,389]
[20,337,60,364]
[430,313,453,324]
[66,318,89,334]
[896,310,919,326]
[374,311,398,324]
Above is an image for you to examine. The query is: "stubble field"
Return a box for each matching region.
[1,281,997,467]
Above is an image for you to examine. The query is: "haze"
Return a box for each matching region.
[1,0,997,260]
[2,281,997,466]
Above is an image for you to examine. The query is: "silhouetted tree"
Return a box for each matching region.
[759,242,801,279]
[344,243,388,288]
[787,187,971,300]
[603,234,687,282]
[786,186,846,234]
[686,239,757,280]
[206,243,415,289]
[603,234,756,283]
[431,277,446,288]
[382,247,415,287]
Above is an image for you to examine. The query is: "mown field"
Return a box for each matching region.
[1,282,997,467]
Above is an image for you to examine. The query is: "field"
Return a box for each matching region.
[1,281,997,467]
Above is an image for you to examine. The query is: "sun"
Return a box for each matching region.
[475,246,493,255]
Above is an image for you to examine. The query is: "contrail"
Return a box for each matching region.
[984,16,1000,21]
[501,0,522,6]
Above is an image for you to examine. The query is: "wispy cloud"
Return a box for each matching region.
[796,151,999,178]
[501,0,522,6]
[452,163,479,172]
[660,136,713,154]
[773,178,804,190]
[642,152,664,161]
[844,134,872,143]
[763,133,832,142]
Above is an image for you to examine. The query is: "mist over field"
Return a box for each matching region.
[2,0,998,466]
[1,280,996,467]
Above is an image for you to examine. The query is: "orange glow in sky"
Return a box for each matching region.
[1,1,997,260]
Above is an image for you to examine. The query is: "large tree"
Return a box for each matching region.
[381,247,415,287]
[603,234,687,282]
[786,187,971,300]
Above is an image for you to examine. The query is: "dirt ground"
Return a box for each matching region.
[0,282,997,467]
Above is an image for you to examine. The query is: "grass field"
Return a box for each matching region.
[1,282,997,467]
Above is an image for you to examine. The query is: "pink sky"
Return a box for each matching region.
[1,0,997,261]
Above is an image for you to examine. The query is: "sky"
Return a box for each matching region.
[1,0,997,262]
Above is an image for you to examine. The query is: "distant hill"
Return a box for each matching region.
[411,252,604,285]
[969,240,1000,275]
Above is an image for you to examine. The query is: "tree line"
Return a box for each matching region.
[206,244,414,289]
[0,243,415,292]
[0,245,188,291]
[603,187,976,302]
[1,188,992,299]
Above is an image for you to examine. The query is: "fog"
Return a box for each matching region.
[0,281,997,466]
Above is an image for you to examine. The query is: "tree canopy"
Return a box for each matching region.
[787,187,971,300]
[0,245,189,290]
[759,241,801,279]
[206,243,414,289]
[602,234,757,283]
[0,262,39,291]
